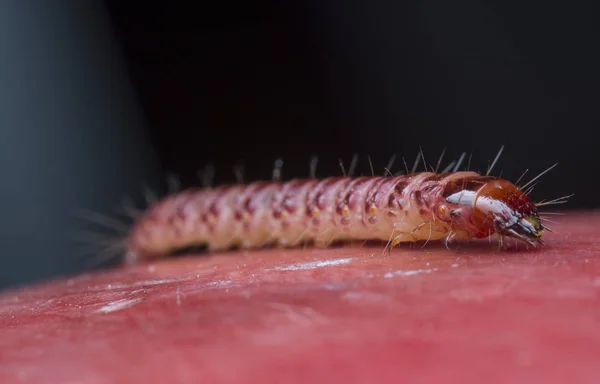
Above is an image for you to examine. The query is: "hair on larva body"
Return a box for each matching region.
[122,146,568,264]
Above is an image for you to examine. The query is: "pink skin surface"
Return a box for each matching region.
[1,211,599,383]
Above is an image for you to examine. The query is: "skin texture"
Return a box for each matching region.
[0,211,597,384]
[126,172,543,263]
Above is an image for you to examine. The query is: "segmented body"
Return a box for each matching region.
[125,171,544,263]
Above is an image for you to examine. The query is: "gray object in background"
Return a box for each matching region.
[0,1,161,289]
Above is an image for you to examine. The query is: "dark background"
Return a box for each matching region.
[0,0,597,290]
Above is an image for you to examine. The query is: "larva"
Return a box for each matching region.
[123,151,564,264]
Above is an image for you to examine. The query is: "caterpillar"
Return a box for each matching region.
[111,148,568,265]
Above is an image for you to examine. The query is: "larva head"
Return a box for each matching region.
[438,177,543,246]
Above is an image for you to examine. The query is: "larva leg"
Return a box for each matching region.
[444,230,471,250]
[497,235,505,250]
[391,222,429,247]
[390,233,419,248]
[445,231,456,250]
[390,221,450,248]
[411,222,428,236]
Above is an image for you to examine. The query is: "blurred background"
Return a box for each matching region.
[0,0,597,290]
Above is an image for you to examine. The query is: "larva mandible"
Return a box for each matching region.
[122,149,565,264]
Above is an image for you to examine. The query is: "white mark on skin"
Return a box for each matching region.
[451,263,460,268]
[205,280,233,287]
[126,279,183,287]
[176,286,182,306]
[322,283,351,291]
[555,287,596,299]
[342,291,388,301]
[450,281,516,301]
[95,297,144,314]
[274,258,355,271]
[384,268,439,278]
[100,278,189,290]
[267,302,328,327]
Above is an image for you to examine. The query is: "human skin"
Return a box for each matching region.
[0,211,599,383]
